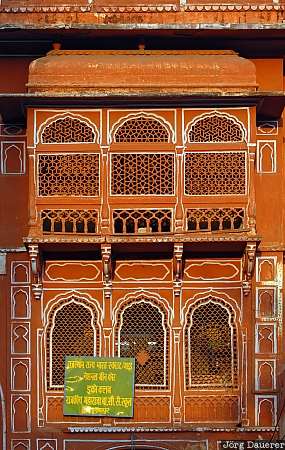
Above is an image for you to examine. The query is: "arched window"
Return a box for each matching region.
[187,113,245,143]
[113,115,171,143]
[46,297,100,390]
[185,298,238,388]
[116,298,169,389]
[40,115,98,143]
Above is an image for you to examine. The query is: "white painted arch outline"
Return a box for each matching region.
[43,291,103,390]
[182,290,241,390]
[109,111,175,144]
[37,112,100,145]
[184,110,248,144]
[112,289,173,327]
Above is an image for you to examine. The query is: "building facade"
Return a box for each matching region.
[0,3,285,450]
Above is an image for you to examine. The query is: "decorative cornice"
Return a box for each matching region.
[0,3,284,13]
[68,426,278,433]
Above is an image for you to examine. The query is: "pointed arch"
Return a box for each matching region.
[37,112,100,144]
[185,111,247,143]
[44,294,102,390]
[184,294,239,389]
[109,112,175,144]
[114,292,171,389]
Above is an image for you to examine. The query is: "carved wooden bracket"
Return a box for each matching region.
[243,241,257,296]
[173,243,183,282]
[28,244,43,300]
[101,244,112,285]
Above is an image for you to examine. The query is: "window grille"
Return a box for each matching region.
[187,208,245,232]
[184,152,246,196]
[116,299,169,389]
[41,209,98,234]
[188,114,243,142]
[111,153,174,195]
[41,116,97,143]
[113,209,172,234]
[185,298,238,388]
[38,154,99,197]
[114,116,170,143]
[46,298,99,389]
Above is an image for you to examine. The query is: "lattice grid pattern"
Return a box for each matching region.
[41,116,96,143]
[41,209,98,234]
[46,298,99,389]
[111,154,174,195]
[188,115,243,142]
[38,154,99,196]
[113,209,172,234]
[185,298,238,388]
[114,116,170,142]
[116,299,169,389]
[187,208,245,232]
[185,152,246,195]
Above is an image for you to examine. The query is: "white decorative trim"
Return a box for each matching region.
[1,141,26,175]
[36,112,100,145]
[108,111,175,145]
[257,140,277,173]
[184,110,247,144]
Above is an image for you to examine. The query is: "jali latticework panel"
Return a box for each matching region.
[41,116,96,143]
[184,152,246,195]
[114,116,170,142]
[46,298,99,389]
[116,299,169,389]
[187,208,245,232]
[189,115,243,142]
[113,209,172,234]
[111,154,174,195]
[184,396,239,422]
[38,154,99,196]
[41,209,98,234]
[185,298,238,388]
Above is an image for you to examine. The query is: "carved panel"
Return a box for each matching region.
[11,262,30,284]
[184,260,241,282]
[256,288,276,317]
[11,395,31,432]
[11,440,31,450]
[11,287,30,319]
[184,396,239,422]
[111,153,174,195]
[184,152,246,195]
[45,262,101,282]
[114,115,170,143]
[256,360,276,391]
[115,261,172,281]
[115,396,170,424]
[187,207,245,232]
[256,324,276,354]
[11,358,30,391]
[256,396,277,426]
[113,208,172,234]
[257,141,276,173]
[1,141,26,174]
[187,112,245,143]
[37,439,57,450]
[38,154,100,197]
[0,124,25,135]
[11,323,30,354]
[40,115,98,144]
[41,209,98,234]
[46,396,101,424]
[257,121,278,136]
[257,257,276,282]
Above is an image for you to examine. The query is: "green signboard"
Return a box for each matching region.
[63,356,135,417]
